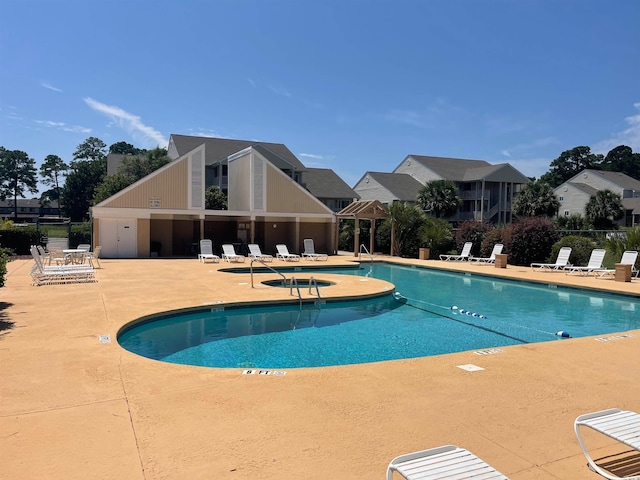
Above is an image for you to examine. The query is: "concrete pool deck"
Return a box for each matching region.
[1,254,639,479]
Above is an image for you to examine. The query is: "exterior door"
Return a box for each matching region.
[100,219,137,258]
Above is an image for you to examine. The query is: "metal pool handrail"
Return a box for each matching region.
[309,276,321,298]
[359,243,374,262]
[250,258,286,288]
[289,276,302,309]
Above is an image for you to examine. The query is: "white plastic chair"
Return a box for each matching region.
[566,249,606,276]
[574,408,640,480]
[276,244,300,261]
[531,246,572,271]
[248,244,273,262]
[302,238,328,261]
[440,242,473,261]
[469,244,503,264]
[386,445,509,479]
[221,244,245,263]
[198,239,220,263]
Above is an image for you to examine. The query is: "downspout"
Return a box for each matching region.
[480,179,485,222]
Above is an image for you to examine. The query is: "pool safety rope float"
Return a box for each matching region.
[450,305,487,319]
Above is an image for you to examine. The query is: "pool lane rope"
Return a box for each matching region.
[393,293,569,343]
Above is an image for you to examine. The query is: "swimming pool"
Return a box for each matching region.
[118,263,640,368]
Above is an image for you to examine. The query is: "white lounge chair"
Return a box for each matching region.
[198,239,220,263]
[566,248,606,276]
[386,445,509,480]
[248,244,273,262]
[469,244,503,264]
[302,238,328,261]
[574,408,640,480]
[531,246,572,271]
[440,242,472,261]
[30,246,96,286]
[276,244,300,262]
[221,244,245,263]
[595,250,638,279]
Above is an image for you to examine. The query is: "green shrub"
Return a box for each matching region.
[551,235,597,267]
[0,247,10,288]
[0,226,40,255]
[505,217,559,266]
[480,226,508,257]
[420,217,454,258]
[455,221,493,256]
[69,223,92,248]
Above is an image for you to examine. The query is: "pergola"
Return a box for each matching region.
[334,200,391,257]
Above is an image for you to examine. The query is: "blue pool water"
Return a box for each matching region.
[118,263,640,368]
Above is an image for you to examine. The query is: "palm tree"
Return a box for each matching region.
[585,190,625,229]
[417,180,461,218]
[387,201,425,257]
[512,182,560,217]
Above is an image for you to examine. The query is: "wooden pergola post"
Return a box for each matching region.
[334,200,389,259]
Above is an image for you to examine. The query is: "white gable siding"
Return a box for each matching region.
[190,149,204,208]
[556,184,591,217]
[393,157,440,184]
[576,171,624,196]
[353,175,398,204]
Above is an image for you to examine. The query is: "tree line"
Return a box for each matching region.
[0,138,172,222]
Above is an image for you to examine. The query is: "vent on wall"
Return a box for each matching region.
[191,151,203,208]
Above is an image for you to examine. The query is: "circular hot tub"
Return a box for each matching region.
[262,278,334,288]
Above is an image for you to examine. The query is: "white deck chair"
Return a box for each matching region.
[574,408,640,480]
[276,244,300,261]
[221,244,245,263]
[531,246,572,271]
[198,239,220,263]
[440,242,472,261]
[248,244,273,262]
[302,238,328,261]
[30,246,96,286]
[386,445,509,480]
[595,250,638,279]
[84,245,102,268]
[566,249,606,276]
[469,244,503,264]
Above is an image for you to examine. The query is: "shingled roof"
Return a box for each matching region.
[169,134,306,170]
[300,168,359,199]
[365,172,424,201]
[406,155,491,181]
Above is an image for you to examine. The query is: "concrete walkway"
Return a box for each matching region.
[1,255,639,479]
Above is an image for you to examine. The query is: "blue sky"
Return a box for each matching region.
[2,0,639,194]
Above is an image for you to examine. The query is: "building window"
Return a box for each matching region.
[564,210,570,216]
[559,196,564,201]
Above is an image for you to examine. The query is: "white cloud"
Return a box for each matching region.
[501,150,512,158]
[269,85,292,98]
[35,119,91,134]
[84,97,168,147]
[187,128,230,139]
[299,153,324,160]
[41,82,62,92]
[247,78,256,88]
[593,102,640,154]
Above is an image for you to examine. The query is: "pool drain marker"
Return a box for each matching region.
[98,334,111,344]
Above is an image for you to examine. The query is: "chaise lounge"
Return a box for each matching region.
[440,242,472,261]
[386,444,509,479]
[531,246,572,271]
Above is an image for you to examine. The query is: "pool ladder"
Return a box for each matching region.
[289,276,321,309]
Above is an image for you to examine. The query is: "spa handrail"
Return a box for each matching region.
[309,276,321,298]
[250,258,286,288]
[289,276,303,309]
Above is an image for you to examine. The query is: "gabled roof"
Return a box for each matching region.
[169,134,306,170]
[582,169,640,190]
[300,168,359,199]
[463,163,531,183]
[362,172,424,201]
[405,155,491,181]
[336,200,388,219]
[561,182,599,196]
